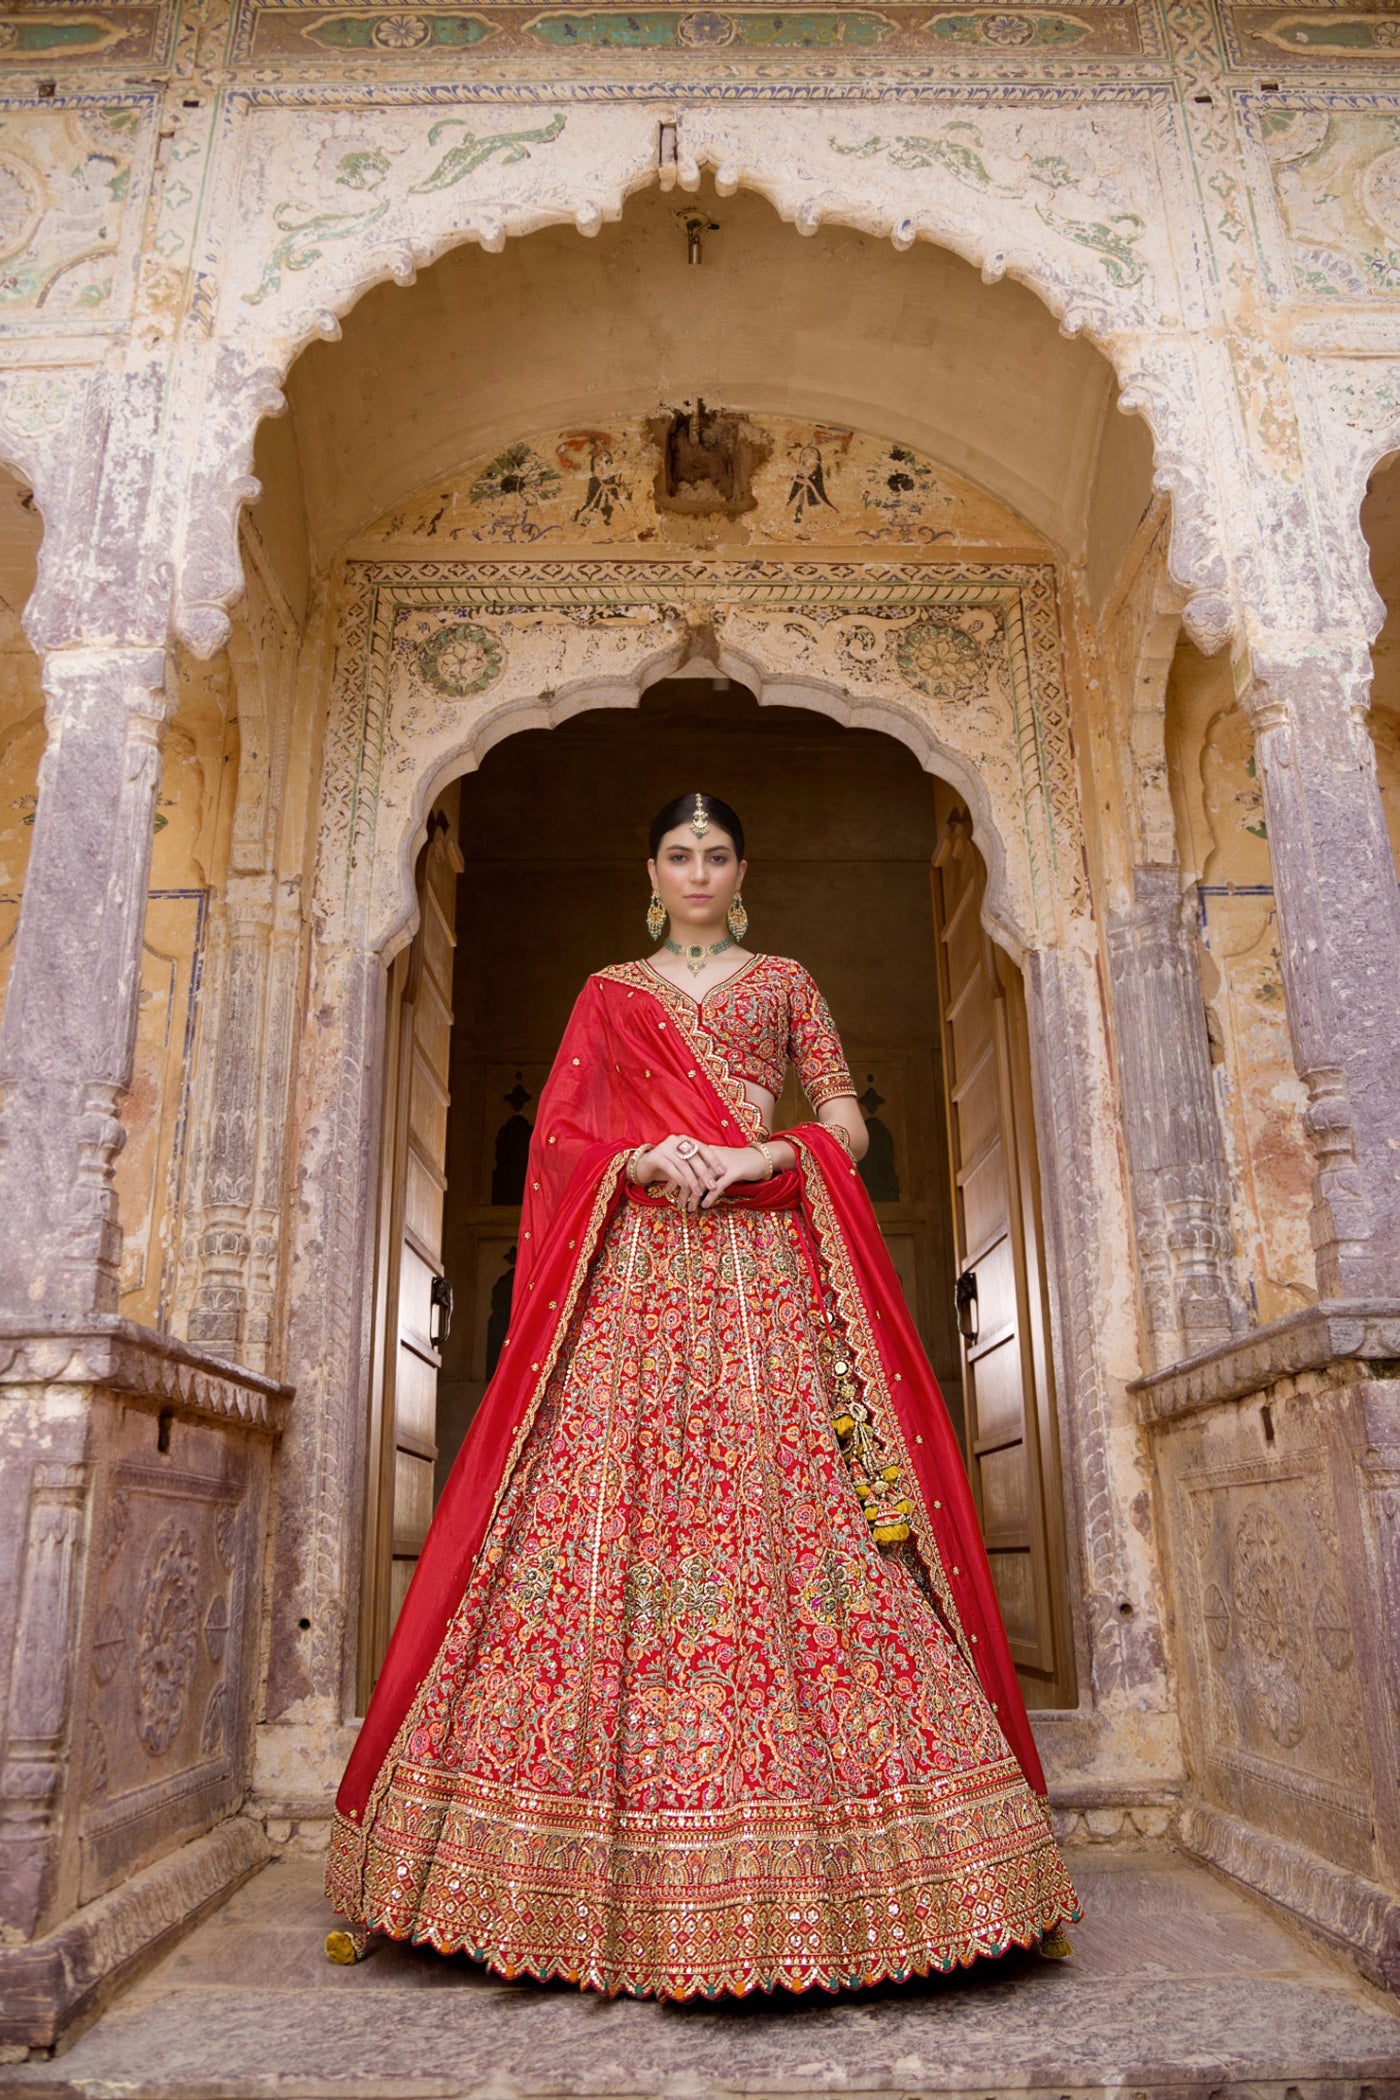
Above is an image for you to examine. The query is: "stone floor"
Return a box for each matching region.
[5,1843,1400,2099]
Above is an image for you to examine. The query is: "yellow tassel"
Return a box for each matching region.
[873,1520,911,1543]
[833,1412,856,1439]
[881,1463,900,1483]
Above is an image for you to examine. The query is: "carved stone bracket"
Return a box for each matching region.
[0,1315,293,1435]
[1134,1297,1400,1424]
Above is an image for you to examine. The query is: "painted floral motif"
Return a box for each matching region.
[373,15,432,47]
[525,8,892,48]
[928,10,1089,46]
[834,124,1149,291]
[469,442,563,540]
[415,620,505,698]
[896,609,1003,705]
[0,106,141,316]
[243,115,565,307]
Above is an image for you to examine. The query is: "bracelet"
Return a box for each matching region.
[625,1143,650,1185]
[752,1140,776,1182]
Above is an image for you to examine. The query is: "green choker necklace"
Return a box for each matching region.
[664,934,736,978]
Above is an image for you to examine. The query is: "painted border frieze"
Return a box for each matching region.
[313,556,1085,956]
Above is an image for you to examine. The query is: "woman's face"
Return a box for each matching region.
[648,823,746,936]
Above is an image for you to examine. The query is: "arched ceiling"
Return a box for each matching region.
[268,178,1152,584]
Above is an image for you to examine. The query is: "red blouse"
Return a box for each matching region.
[600,954,856,1108]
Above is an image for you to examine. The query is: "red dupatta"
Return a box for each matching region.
[336,965,1046,1833]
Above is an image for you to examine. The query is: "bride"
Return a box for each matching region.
[325,791,1079,1998]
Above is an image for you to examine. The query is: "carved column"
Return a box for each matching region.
[1240,644,1400,1301]
[0,646,172,1317]
[186,878,303,1375]
[1107,866,1245,1369]
[0,1460,87,1938]
[187,877,273,1358]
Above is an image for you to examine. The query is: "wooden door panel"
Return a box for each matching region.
[393,1346,439,1452]
[961,1151,1009,1262]
[392,1447,435,1554]
[932,799,1076,1709]
[404,1149,446,1253]
[969,1332,1023,1446]
[978,1443,1029,1541]
[989,1551,1037,1647]
[358,793,464,1706]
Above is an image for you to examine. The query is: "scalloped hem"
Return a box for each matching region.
[343,1901,1083,2001]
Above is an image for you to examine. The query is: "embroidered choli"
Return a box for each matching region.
[603,954,856,1109]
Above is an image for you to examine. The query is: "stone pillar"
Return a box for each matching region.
[1106,865,1245,1369]
[1240,644,1400,1301]
[186,878,304,1376]
[187,877,274,1359]
[0,645,172,1317]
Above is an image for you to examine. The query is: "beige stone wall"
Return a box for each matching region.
[1165,642,1316,1326]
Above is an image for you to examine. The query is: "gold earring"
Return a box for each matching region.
[727,893,748,941]
[646,889,666,943]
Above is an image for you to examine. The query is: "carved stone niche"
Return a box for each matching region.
[0,1316,291,2050]
[1136,1302,1400,1995]
[646,399,772,516]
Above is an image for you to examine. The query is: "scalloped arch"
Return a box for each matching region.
[176,107,1235,657]
[366,647,1030,983]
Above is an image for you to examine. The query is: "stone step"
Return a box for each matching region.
[5,1846,1399,2099]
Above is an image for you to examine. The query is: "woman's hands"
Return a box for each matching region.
[632,1137,791,1211]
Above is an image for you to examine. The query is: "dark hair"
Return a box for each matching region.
[648,793,745,860]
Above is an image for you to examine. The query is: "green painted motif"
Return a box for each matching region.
[410,111,566,193]
[0,18,123,55]
[836,128,1148,292]
[926,12,1089,48]
[527,9,892,50]
[301,15,494,51]
[1259,15,1400,56]
[470,444,560,502]
[416,620,504,699]
[244,116,565,306]
[1037,203,1146,288]
[834,126,1023,199]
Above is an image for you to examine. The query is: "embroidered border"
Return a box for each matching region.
[792,1132,974,1669]
[595,960,769,1141]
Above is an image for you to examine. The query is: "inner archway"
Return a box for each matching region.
[360,674,1078,1720]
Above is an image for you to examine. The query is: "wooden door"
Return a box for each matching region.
[931,801,1076,1710]
[358,791,463,1707]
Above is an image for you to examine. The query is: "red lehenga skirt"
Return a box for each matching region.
[326,1184,1078,1998]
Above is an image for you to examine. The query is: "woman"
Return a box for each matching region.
[325,792,1079,1998]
